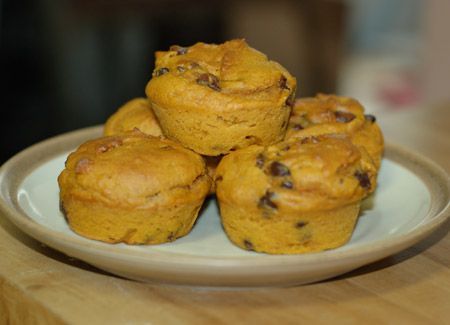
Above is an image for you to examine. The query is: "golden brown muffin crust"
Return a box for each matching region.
[286,94,366,137]
[104,98,163,137]
[150,39,295,103]
[58,131,212,244]
[60,132,209,209]
[216,135,377,214]
[215,134,377,254]
[285,94,384,169]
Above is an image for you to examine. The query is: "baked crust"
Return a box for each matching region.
[58,131,211,244]
[146,39,296,156]
[215,135,377,254]
[285,94,384,169]
[104,98,163,137]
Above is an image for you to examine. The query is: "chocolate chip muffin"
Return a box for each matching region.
[285,94,384,169]
[145,39,296,156]
[58,131,211,244]
[104,98,163,137]
[215,135,377,254]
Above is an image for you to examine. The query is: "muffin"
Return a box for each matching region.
[104,98,163,137]
[285,94,384,169]
[215,135,377,254]
[145,39,296,156]
[58,130,211,244]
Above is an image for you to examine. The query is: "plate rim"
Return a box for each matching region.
[1,125,449,271]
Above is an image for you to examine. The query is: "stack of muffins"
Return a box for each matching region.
[58,39,384,254]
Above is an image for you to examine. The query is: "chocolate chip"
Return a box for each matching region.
[176,66,186,73]
[258,191,277,210]
[215,175,223,182]
[364,114,376,123]
[256,153,265,168]
[354,170,371,189]
[282,145,290,151]
[154,67,169,77]
[243,239,254,251]
[196,73,221,91]
[335,111,356,123]
[279,75,290,90]
[286,92,295,107]
[292,123,304,130]
[301,136,320,144]
[281,180,293,189]
[270,161,291,177]
[167,233,175,241]
[169,45,188,55]
[59,200,65,214]
[295,221,308,228]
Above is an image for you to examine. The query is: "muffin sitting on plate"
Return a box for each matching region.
[58,130,211,244]
[215,134,377,254]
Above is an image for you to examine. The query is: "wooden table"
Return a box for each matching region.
[1,104,449,324]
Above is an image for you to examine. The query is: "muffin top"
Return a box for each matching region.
[215,134,377,214]
[285,94,384,168]
[285,94,368,139]
[104,98,163,137]
[58,131,211,209]
[146,39,296,112]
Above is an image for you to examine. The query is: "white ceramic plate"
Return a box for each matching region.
[0,126,449,287]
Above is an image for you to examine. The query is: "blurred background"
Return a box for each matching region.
[1,0,449,163]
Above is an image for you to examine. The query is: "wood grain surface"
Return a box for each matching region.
[1,104,449,324]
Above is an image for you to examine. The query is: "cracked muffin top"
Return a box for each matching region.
[285,94,384,169]
[286,94,367,137]
[58,130,211,209]
[146,39,296,109]
[215,134,377,214]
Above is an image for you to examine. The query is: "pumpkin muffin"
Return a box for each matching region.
[285,94,384,169]
[58,131,211,244]
[104,98,163,137]
[215,135,377,254]
[145,39,296,156]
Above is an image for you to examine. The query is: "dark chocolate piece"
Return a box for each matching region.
[354,170,371,189]
[364,114,376,123]
[154,67,169,77]
[169,45,188,55]
[196,73,221,91]
[295,221,308,228]
[256,153,265,168]
[243,239,254,251]
[334,111,356,123]
[258,191,277,210]
[279,75,290,90]
[270,161,291,177]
